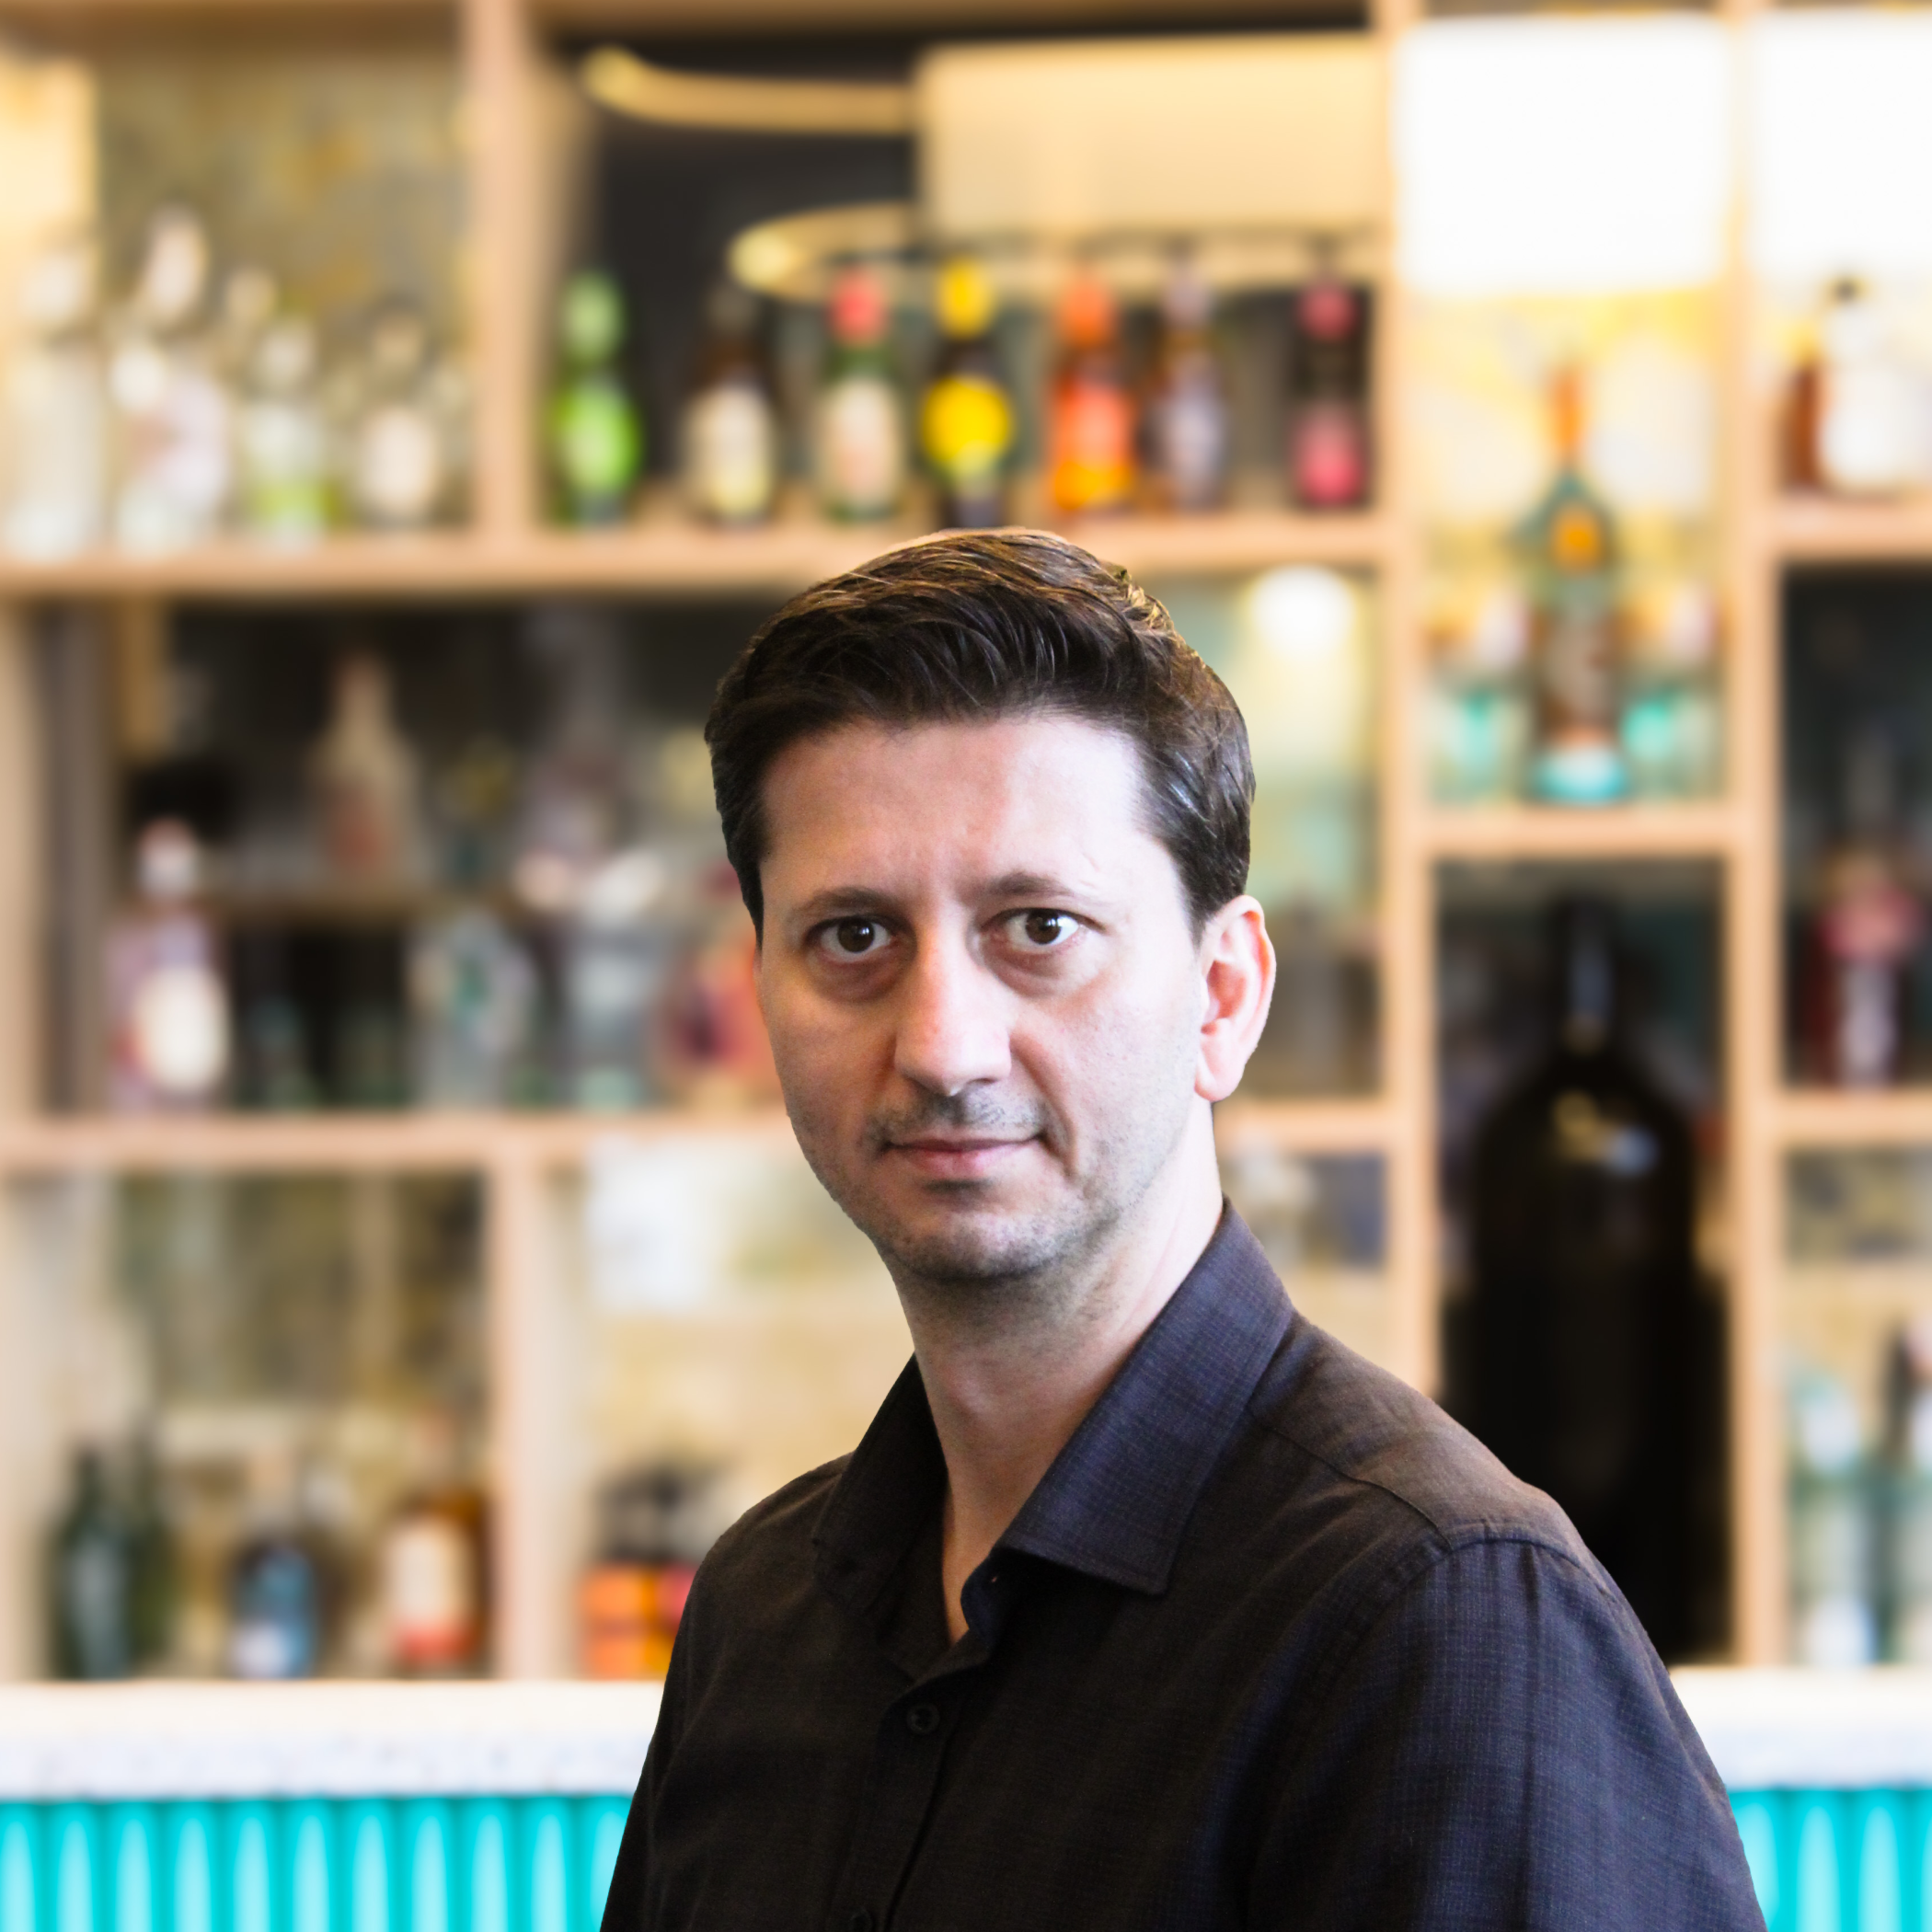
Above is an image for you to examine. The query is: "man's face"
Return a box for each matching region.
[754,714,1213,1295]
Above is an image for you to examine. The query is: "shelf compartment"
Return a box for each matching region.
[1420,801,1742,861]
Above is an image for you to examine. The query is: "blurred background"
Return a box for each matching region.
[2,0,1932,1694]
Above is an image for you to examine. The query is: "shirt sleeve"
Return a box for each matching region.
[1251,1535,1766,1932]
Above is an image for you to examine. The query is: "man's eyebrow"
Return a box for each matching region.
[788,886,903,925]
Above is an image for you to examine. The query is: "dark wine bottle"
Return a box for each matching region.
[1467,897,1696,1658]
[50,1447,136,1681]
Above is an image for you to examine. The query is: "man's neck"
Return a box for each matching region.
[899,1110,1225,1642]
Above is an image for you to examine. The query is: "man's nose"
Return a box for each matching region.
[893,935,1012,1097]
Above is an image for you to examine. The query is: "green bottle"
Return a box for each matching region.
[548,271,643,526]
[50,1448,135,1680]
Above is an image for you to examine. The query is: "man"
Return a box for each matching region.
[603,532,1763,1930]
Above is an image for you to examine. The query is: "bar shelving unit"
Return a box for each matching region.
[0,0,1926,1681]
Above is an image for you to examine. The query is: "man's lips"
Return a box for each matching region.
[882,1134,1039,1179]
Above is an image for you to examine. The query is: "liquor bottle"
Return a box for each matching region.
[684,283,778,527]
[106,821,231,1112]
[1285,264,1371,511]
[919,257,1013,530]
[1049,271,1134,516]
[49,1447,136,1680]
[1804,727,1922,1088]
[1814,279,1923,500]
[562,851,674,1111]
[1619,582,1722,804]
[1516,368,1628,807]
[1144,255,1228,513]
[347,301,449,532]
[1426,581,1531,805]
[308,651,425,887]
[124,1436,177,1670]
[547,270,642,527]
[236,314,332,546]
[1466,897,1696,1659]
[227,1448,325,1680]
[653,859,778,1108]
[109,204,233,553]
[1789,1365,1877,1666]
[580,1463,717,1679]
[409,909,536,1109]
[815,263,904,523]
[379,1413,488,1675]
[2,230,108,558]
[1886,1317,1932,1663]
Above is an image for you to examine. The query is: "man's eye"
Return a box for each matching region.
[1006,911,1076,951]
[818,917,891,959]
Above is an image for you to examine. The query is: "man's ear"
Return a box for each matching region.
[1195,897,1275,1104]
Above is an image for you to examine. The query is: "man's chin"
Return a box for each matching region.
[862,1197,1081,1292]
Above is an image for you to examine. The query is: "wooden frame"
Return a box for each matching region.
[0,0,1925,1677]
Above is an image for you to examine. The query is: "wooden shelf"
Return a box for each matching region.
[1420,800,1742,862]
[0,1093,1392,1172]
[1768,498,1932,566]
[0,513,1390,605]
[1214,1096,1396,1153]
[1770,1090,1932,1149]
[0,1109,798,1174]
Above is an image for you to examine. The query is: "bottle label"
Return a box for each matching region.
[385,1516,477,1666]
[921,374,1012,483]
[1051,381,1133,512]
[1290,405,1366,508]
[355,407,444,527]
[688,385,776,523]
[132,962,230,1097]
[818,375,904,518]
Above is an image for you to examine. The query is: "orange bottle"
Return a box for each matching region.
[1049,273,1134,515]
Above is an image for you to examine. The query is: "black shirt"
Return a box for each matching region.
[602,1207,1765,1931]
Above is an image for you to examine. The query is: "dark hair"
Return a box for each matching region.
[705,530,1253,936]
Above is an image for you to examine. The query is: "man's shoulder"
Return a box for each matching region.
[703,1455,851,1584]
[1243,1307,1595,1575]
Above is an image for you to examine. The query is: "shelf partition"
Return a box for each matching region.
[1419,801,1744,863]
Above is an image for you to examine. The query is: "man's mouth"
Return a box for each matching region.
[883,1134,1038,1179]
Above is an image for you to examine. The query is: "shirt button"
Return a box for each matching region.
[847,1912,876,1932]
[904,1701,941,1736]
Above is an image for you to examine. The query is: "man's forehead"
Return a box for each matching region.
[758,714,1158,880]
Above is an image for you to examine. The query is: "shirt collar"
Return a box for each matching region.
[812,1206,1294,1625]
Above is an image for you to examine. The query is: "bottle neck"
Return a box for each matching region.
[1554,905,1621,1056]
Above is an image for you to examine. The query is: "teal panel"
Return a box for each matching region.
[454,1807,509,1932]
[575,1803,625,1932]
[516,1805,569,1932]
[282,1804,334,1932]
[52,1806,101,1932]
[399,1809,451,1932]
[1736,1794,1785,1930]
[224,1807,274,1932]
[162,1807,219,1932]
[1852,1795,1905,1932]
[341,1804,396,1932]
[2,1805,48,1932]
[106,1807,157,1932]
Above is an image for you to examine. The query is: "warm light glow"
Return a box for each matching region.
[1750,12,1932,283]
[1397,18,1732,297]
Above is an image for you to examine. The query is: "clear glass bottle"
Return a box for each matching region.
[1516,367,1628,807]
[1789,1367,1878,1666]
[1049,270,1134,516]
[919,257,1013,531]
[1815,279,1924,500]
[815,263,904,523]
[347,300,449,532]
[409,909,536,1109]
[548,270,643,527]
[308,651,426,888]
[1885,1316,1932,1663]
[237,314,332,546]
[109,204,233,553]
[684,283,778,527]
[106,821,231,1113]
[380,1412,488,1676]
[1144,255,1228,514]
[2,230,108,558]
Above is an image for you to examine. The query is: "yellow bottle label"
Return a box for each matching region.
[922,374,1013,478]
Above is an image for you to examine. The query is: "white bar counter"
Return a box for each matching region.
[0,1671,1927,1798]
[0,1681,662,1799]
